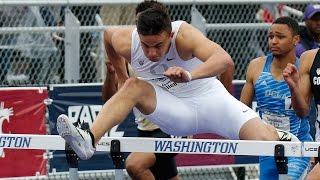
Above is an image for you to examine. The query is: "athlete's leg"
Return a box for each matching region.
[58,77,199,159]
[125,152,156,180]
[195,81,287,141]
[57,78,158,159]
[151,153,179,180]
[239,118,279,140]
[239,118,300,141]
[91,77,157,144]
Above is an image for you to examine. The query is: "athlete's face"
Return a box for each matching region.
[268,24,299,56]
[306,13,320,35]
[139,31,172,62]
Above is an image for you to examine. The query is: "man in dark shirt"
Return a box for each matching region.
[296,4,320,57]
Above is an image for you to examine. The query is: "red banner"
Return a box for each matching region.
[0,87,48,178]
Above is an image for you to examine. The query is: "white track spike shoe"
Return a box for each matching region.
[57,114,95,160]
[277,129,299,142]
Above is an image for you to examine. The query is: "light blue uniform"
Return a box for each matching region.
[255,54,312,180]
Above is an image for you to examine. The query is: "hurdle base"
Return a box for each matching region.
[274,144,288,175]
[110,139,125,169]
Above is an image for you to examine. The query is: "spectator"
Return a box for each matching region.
[296,4,320,58]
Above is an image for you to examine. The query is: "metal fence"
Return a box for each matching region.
[0,5,105,85]
[0,0,311,85]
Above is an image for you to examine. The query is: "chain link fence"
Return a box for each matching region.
[0,1,309,86]
[0,5,104,85]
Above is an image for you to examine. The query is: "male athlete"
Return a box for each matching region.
[57,7,296,160]
[103,2,182,179]
[283,28,320,180]
[241,16,312,180]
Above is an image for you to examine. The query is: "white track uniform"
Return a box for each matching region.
[130,21,258,139]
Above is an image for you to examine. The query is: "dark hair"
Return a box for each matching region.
[135,0,167,15]
[273,16,299,35]
[137,8,172,35]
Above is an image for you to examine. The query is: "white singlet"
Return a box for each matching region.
[130,21,258,139]
[131,21,216,98]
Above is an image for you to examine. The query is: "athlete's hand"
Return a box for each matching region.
[164,66,192,83]
[106,61,124,89]
[106,61,116,74]
[283,63,299,89]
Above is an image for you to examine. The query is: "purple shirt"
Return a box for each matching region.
[296,26,319,57]
[296,42,319,58]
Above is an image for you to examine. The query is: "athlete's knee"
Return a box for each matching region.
[119,77,144,97]
[125,154,149,175]
[125,159,146,178]
[263,123,279,140]
[125,162,141,177]
[239,118,278,140]
[121,78,147,96]
[126,159,141,175]
[122,77,140,89]
[253,122,278,141]
[121,77,155,105]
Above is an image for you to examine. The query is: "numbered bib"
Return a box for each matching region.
[261,112,290,131]
[151,77,187,91]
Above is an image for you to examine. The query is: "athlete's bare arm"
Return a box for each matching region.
[240,57,264,106]
[174,22,234,80]
[284,49,315,117]
[102,62,118,102]
[219,64,235,93]
[104,27,133,87]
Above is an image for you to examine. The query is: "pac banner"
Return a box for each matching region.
[48,83,137,171]
[0,87,48,178]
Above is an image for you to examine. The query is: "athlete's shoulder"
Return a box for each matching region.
[175,21,210,59]
[114,27,134,36]
[301,48,318,62]
[300,48,318,70]
[176,21,197,39]
[246,56,266,79]
[301,48,318,56]
[110,27,135,56]
[105,27,133,44]
[111,27,134,44]
[248,56,265,70]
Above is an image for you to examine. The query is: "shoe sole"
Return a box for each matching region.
[57,115,88,160]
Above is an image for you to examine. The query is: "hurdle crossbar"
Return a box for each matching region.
[3,134,319,157]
